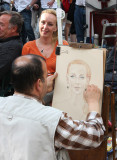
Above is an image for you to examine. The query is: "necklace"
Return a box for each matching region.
[40,45,52,54]
[36,39,55,58]
[41,49,44,53]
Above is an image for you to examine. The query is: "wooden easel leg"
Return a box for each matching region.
[102,85,111,160]
[111,92,116,160]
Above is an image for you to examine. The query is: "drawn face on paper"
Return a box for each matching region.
[67,62,91,95]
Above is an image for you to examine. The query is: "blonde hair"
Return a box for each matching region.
[39,9,58,42]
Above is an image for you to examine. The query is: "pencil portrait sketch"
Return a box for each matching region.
[66,60,91,118]
[52,46,104,120]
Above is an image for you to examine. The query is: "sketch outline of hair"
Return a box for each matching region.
[67,59,91,80]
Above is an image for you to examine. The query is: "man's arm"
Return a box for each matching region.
[55,85,105,150]
[33,4,39,10]
[26,0,38,10]
[33,0,41,10]
[47,0,55,7]
[55,111,105,150]
[30,0,38,6]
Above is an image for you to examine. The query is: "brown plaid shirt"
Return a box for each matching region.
[55,111,105,150]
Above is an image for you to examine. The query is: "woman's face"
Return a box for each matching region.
[39,13,57,38]
[67,64,89,95]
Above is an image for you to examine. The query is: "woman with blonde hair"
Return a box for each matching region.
[22,9,68,76]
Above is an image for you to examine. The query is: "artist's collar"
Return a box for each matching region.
[13,92,42,104]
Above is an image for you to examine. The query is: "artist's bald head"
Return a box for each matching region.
[11,54,47,96]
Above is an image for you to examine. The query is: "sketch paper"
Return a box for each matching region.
[52,46,104,120]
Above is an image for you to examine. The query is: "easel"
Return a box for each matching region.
[68,85,117,160]
[67,44,117,159]
[56,1,117,158]
[56,42,116,159]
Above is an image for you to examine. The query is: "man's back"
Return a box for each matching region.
[0,95,61,160]
[0,95,62,160]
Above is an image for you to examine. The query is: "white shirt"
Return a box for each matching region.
[41,0,57,9]
[75,0,85,6]
[14,0,32,12]
[0,95,62,160]
[3,0,11,3]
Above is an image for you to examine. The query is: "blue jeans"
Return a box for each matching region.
[74,5,86,43]
[2,3,10,10]
[20,9,35,44]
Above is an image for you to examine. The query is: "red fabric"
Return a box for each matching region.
[62,0,70,13]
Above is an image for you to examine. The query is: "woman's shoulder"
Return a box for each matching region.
[22,40,37,55]
[23,40,36,48]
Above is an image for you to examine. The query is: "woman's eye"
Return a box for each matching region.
[70,75,75,78]
[79,76,85,79]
